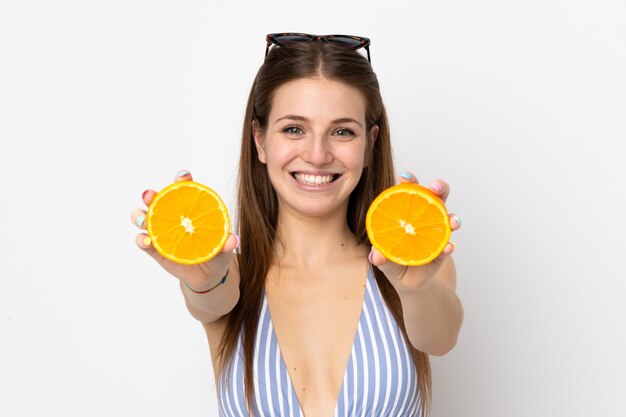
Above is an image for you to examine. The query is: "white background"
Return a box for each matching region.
[1,1,625,416]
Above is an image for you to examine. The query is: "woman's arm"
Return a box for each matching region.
[393,256,463,356]
[132,170,241,325]
[180,263,241,323]
[370,173,463,355]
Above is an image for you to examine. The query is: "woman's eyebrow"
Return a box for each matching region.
[274,115,363,128]
[274,114,307,124]
[332,118,363,128]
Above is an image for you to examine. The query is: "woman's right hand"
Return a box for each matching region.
[130,169,239,292]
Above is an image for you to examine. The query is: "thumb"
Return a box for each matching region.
[196,233,240,276]
[221,233,240,254]
[369,247,408,282]
[205,233,239,270]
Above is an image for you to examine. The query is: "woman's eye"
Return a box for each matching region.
[334,128,355,137]
[283,126,303,135]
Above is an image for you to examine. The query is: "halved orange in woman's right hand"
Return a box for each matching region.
[145,181,230,265]
[366,183,451,266]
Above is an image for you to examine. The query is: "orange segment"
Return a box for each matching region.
[366,183,451,266]
[146,181,230,265]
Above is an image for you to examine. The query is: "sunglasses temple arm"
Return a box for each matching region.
[265,41,271,58]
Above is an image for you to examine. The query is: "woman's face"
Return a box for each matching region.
[254,77,378,220]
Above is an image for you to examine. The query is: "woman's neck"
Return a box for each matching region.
[273,209,367,270]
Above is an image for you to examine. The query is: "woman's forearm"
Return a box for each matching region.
[180,270,240,323]
[398,260,464,356]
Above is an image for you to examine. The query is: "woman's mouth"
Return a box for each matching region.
[292,172,340,186]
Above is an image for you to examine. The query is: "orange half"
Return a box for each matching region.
[146,181,230,265]
[366,183,451,266]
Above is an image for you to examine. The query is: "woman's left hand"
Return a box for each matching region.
[369,171,462,293]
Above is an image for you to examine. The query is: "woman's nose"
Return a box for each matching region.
[302,136,333,165]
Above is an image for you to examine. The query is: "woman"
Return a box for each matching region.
[131,34,463,417]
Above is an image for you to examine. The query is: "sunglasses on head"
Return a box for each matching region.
[265,33,372,63]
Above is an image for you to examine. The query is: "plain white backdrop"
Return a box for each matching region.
[1,1,625,416]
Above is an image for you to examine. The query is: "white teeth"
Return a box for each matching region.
[294,173,335,185]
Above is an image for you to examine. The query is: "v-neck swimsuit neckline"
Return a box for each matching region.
[263,269,367,417]
[217,266,421,417]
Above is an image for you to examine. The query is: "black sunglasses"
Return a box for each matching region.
[265,33,371,63]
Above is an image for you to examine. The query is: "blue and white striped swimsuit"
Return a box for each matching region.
[217,267,421,416]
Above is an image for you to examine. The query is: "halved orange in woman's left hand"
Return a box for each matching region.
[366,183,451,266]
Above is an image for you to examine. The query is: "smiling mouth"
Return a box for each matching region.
[292,172,341,186]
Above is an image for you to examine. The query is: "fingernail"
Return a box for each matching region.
[452,214,462,227]
[142,190,150,200]
[143,236,152,246]
[368,249,373,264]
[400,171,412,180]
[449,241,456,251]
[233,233,241,249]
[430,181,443,193]
[136,214,145,228]
[177,169,190,177]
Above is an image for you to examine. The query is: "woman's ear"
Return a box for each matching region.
[364,124,379,167]
[370,124,379,143]
[252,120,266,164]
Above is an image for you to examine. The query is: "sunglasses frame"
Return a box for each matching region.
[265,33,371,63]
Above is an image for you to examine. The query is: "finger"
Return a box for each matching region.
[142,189,156,206]
[221,233,240,253]
[449,213,462,231]
[368,247,408,281]
[429,179,449,202]
[442,241,456,256]
[398,171,418,184]
[174,169,193,183]
[131,208,147,229]
[415,242,454,269]
[134,232,160,260]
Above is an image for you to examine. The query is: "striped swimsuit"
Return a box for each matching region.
[217,267,421,417]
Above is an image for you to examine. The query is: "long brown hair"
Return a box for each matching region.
[217,41,432,415]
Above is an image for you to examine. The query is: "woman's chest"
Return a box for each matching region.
[265,272,367,414]
[215,266,421,417]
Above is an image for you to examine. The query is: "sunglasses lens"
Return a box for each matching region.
[273,34,313,44]
[325,36,364,48]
